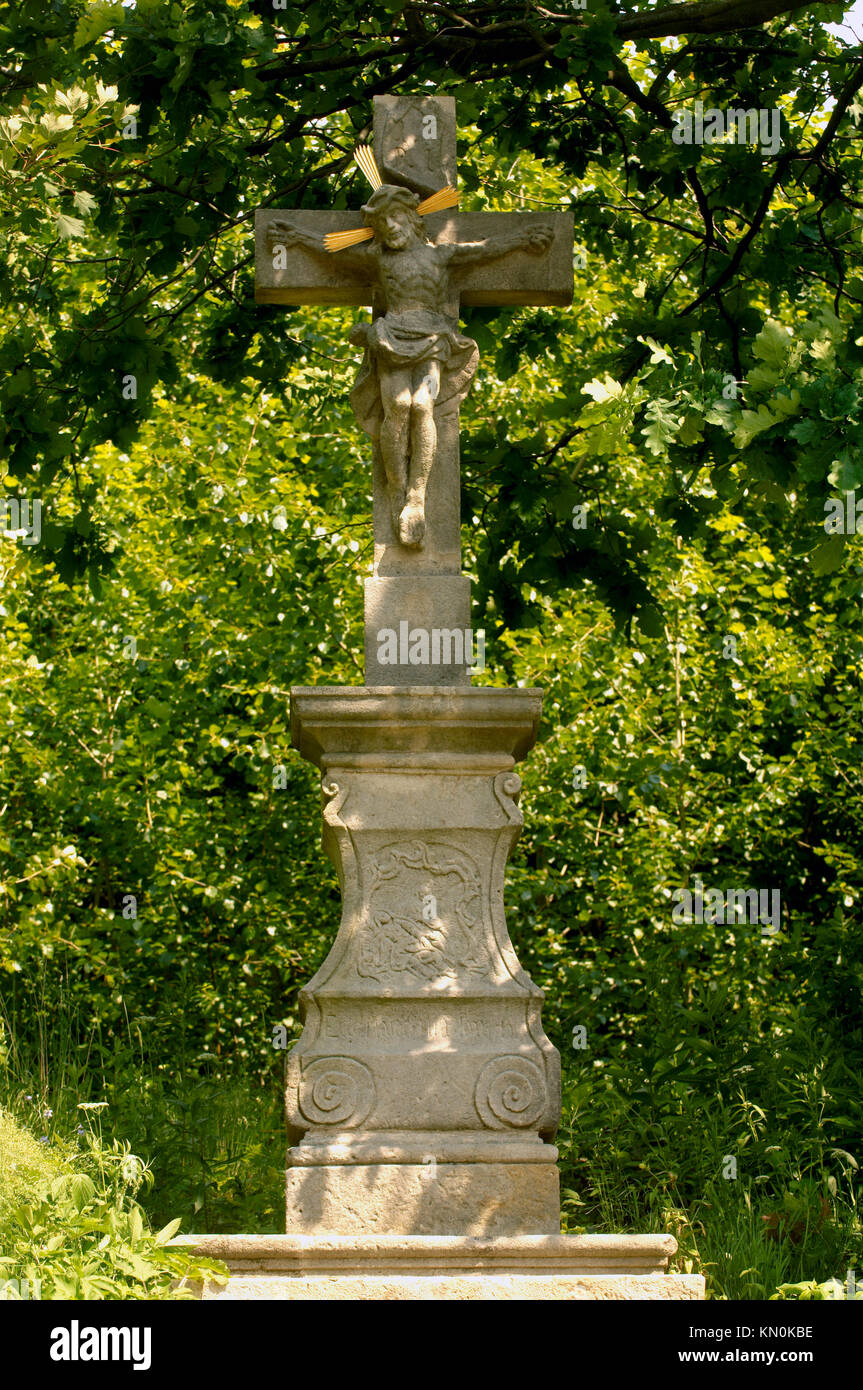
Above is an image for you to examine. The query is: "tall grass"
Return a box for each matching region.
[2,978,860,1297]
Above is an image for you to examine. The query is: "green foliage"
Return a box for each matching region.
[0,1105,228,1298]
[1,0,862,610]
[0,1104,64,1220]
[1,2,863,1301]
[772,1276,863,1300]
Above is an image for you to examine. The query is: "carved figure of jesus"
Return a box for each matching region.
[268,185,553,549]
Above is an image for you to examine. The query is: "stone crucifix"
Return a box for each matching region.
[256,95,573,684]
[185,97,700,1295]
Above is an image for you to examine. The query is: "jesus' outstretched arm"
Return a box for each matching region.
[444,224,554,267]
[267,219,377,275]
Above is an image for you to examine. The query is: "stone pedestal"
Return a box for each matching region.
[178,683,704,1299]
[178,684,707,1300]
[177,1234,705,1300]
[285,686,559,1237]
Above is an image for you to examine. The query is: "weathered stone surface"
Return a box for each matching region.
[371,411,462,575]
[364,575,472,685]
[289,685,541,765]
[438,210,575,308]
[175,1233,706,1300]
[255,209,370,307]
[287,1131,557,1164]
[284,1163,560,1236]
[373,94,458,196]
[255,209,574,310]
[202,1273,704,1300]
[286,686,559,1234]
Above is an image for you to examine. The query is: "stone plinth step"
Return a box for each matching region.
[174,1233,705,1301]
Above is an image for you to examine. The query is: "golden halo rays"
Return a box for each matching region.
[321,146,459,252]
[354,144,383,190]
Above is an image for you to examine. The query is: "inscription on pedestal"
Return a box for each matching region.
[320,1001,517,1046]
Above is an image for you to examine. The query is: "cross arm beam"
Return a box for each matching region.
[255,209,574,309]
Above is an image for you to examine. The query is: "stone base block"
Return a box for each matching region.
[175,1234,705,1301]
[196,1273,702,1300]
[363,575,473,685]
[285,1162,560,1236]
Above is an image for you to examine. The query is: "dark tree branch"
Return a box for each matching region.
[615,0,817,40]
[257,0,826,84]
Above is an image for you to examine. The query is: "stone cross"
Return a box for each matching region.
[183,98,700,1294]
[256,95,573,684]
[217,98,703,1295]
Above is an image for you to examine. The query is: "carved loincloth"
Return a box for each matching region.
[350,309,478,442]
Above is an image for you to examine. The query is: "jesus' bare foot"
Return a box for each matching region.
[398,502,426,548]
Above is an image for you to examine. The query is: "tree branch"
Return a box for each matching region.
[616,0,817,40]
